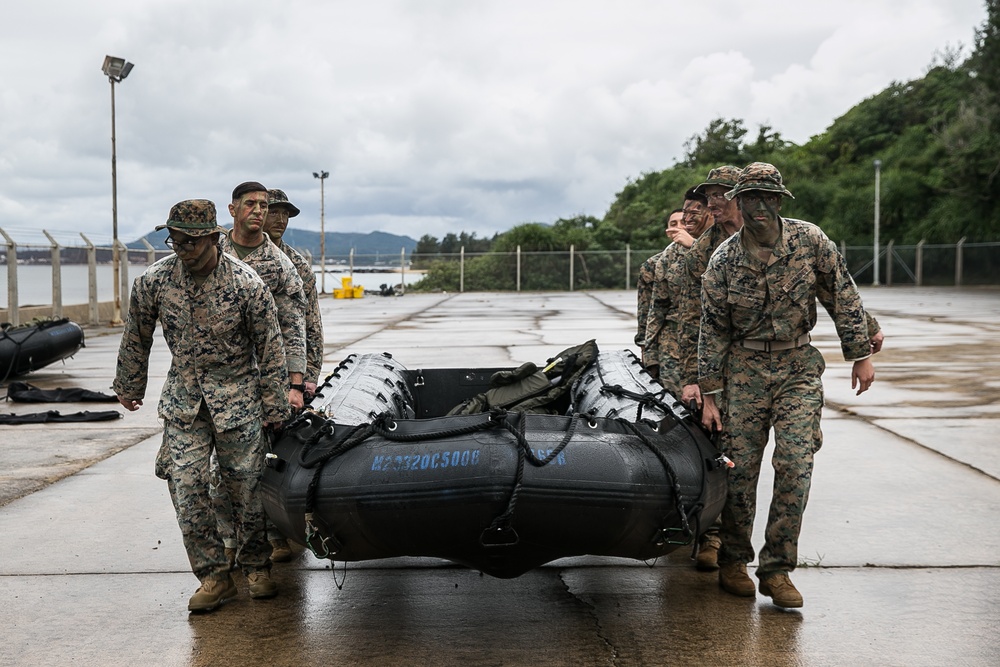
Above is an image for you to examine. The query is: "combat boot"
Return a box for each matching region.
[270,538,293,563]
[188,575,238,612]
[247,569,278,599]
[759,573,803,608]
[224,547,236,571]
[718,562,756,597]
[695,534,721,571]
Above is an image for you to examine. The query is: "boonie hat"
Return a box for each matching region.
[155,199,227,236]
[694,165,742,194]
[725,162,795,200]
[268,189,301,218]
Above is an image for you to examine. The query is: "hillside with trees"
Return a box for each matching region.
[412,1,999,290]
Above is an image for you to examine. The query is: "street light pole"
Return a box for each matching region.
[313,170,329,294]
[102,55,134,325]
[873,159,882,286]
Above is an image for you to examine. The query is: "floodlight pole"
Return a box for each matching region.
[313,170,329,293]
[103,55,133,325]
[873,159,881,286]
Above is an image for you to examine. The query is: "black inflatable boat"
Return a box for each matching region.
[1,318,85,382]
[261,343,728,578]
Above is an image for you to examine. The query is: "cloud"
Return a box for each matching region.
[0,0,986,247]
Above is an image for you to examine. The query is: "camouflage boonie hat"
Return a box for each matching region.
[267,189,300,218]
[694,165,742,194]
[154,199,227,236]
[725,162,795,200]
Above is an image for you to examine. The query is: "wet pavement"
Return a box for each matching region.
[2,286,999,666]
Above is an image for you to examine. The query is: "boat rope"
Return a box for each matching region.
[0,322,43,384]
[616,418,695,545]
[480,412,582,547]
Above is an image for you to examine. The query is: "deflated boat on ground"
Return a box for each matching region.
[260,341,728,579]
[1,318,85,382]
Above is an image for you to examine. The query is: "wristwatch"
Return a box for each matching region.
[289,383,306,392]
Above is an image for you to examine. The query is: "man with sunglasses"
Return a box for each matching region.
[697,162,880,608]
[114,199,289,612]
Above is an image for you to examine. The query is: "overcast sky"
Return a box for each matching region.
[0,0,987,248]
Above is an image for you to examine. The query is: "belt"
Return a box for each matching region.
[735,333,811,352]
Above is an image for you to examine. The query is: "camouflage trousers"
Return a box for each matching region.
[654,323,683,398]
[716,344,825,579]
[210,452,283,546]
[155,401,271,581]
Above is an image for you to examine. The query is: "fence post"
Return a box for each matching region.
[141,238,156,266]
[516,245,521,292]
[885,240,894,286]
[625,243,631,289]
[460,246,465,293]
[569,244,575,292]
[349,248,355,281]
[0,228,18,326]
[80,233,100,326]
[956,237,966,287]
[915,240,925,286]
[117,239,130,321]
[43,231,63,319]
[400,247,406,296]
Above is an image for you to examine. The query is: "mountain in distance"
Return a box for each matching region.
[130,229,418,261]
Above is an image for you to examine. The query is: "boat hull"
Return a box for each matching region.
[0,319,85,381]
[261,350,727,578]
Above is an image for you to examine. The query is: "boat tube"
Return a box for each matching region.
[1,319,85,382]
[260,344,728,579]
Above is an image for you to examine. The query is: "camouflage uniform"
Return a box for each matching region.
[699,165,875,581]
[644,241,689,396]
[276,239,323,385]
[635,249,666,371]
[214,224,308,549]
[266,188,324,385]
[220,233,307,376]
[113,199,289,583]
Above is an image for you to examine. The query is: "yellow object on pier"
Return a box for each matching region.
[333,276,365,299]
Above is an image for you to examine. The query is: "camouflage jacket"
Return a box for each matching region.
[635,249,666,366]
[698,218,873,393]
[221,233,307,376]
[278,240,324,384]
[113,252,290,429]
[645,242,689,370]
[675,224,730,387]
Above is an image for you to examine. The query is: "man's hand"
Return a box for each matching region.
[870,331,885,354]
[118,396,142,411]
[304,381,318,401]
[681,383,702,409]
[851,358,876,395]
[288,388,304,410]
[667,227,696,248]
[701,393,723,433]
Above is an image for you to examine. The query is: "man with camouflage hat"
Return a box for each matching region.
[698,162,881,608]
[259,187,325,563]
[114,199,290,612]
[669,165,743,571]
[264,188,324,399]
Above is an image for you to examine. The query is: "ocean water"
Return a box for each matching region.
[1,263,422,308]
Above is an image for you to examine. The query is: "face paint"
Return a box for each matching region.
[739,193,781,231]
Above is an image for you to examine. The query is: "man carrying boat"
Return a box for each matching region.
[213,181,308,565]
[113,199,290,612]
[697,163,881,608]
[263,188,324,401]
[645,187,710,398]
